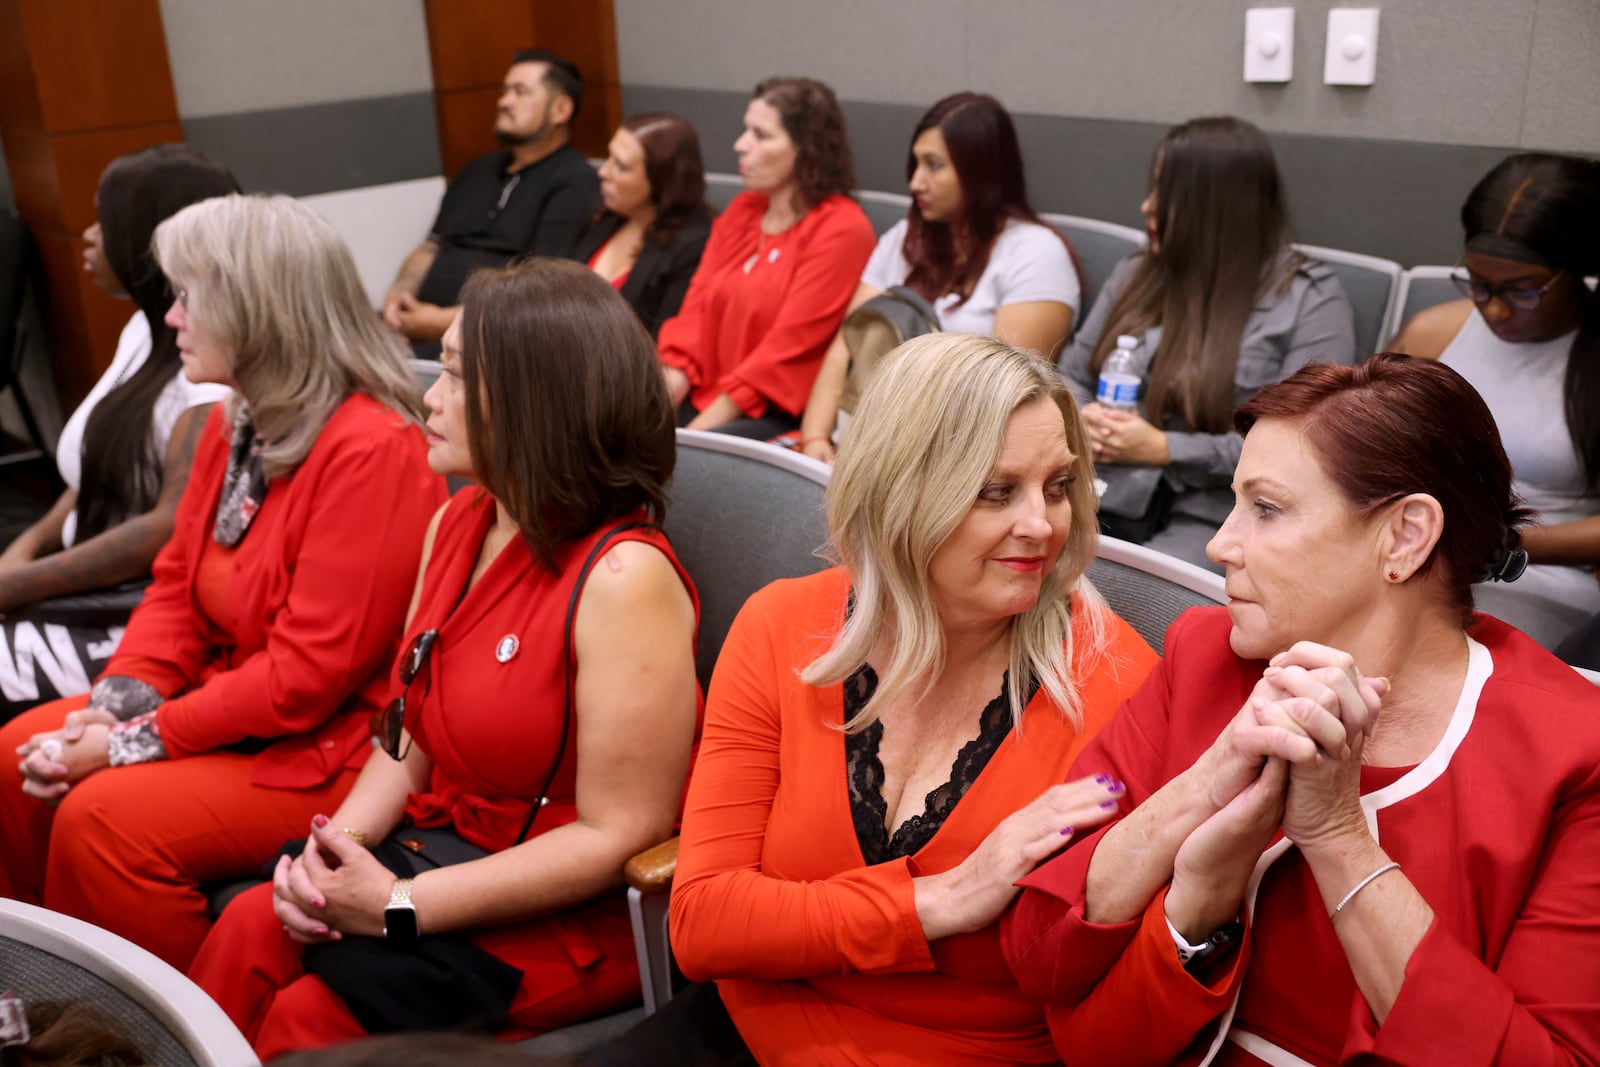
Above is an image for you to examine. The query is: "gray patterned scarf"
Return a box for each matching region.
[213,405,269,547]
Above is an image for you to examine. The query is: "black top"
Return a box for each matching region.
[416,144,600,307]
[844,664,1034,864]
[573,207,714,338]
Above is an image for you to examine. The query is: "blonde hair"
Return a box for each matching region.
[804,333,1109,732]
[153,194,423,477]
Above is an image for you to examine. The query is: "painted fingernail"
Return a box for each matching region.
[1099,800,1118,810]
[314,926,328,936]
[1059,826,1075,836]
[1107,780,1125,794]
[315,898,326,909]
[1094,773,1112,785]
[312,814,329,828]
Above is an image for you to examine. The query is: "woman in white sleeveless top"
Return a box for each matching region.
[1393,152,1600,648]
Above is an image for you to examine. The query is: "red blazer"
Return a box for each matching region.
[109,393,446,789]
[1003,607,1600,1067]
[657,192,875,418]
[669,568,1158,1066]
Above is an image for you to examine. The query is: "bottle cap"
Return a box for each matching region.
[1116,334,1139,349]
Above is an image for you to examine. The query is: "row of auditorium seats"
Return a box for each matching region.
[9,416,1597,1059]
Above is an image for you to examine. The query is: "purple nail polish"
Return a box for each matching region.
[1099,799,1118,810]
[1094,773,1112,785]
[1107,780,1126,794]
[1059,826,1075,836]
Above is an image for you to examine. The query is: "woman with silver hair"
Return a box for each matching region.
[0,194,446,972]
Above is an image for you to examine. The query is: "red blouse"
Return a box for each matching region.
[657,192,875,418]
[402,489,702,853]
[586,237,631,291]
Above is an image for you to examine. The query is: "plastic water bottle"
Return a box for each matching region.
[1096,335,1143,413]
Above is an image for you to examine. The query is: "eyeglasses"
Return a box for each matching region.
[1449,265,1565,312]
[371,629,438,760]
[175,288,190,311]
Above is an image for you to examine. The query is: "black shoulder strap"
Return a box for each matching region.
[515,519,659,843]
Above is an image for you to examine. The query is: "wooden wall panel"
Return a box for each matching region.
[0,0,180,407]
[423,0,619,175]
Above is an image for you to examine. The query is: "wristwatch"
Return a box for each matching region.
[383,877,419,948]
[1168,916,1244,975]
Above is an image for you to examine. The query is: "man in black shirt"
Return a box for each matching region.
[383,49,600,352]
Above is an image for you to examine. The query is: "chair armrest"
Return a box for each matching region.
[624,837,679,894]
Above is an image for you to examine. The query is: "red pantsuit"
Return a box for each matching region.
[0,394,444,970]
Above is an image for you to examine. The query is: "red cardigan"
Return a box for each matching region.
[108,393,446,789]
[1003,607,1600,1067]
[657,191,875,418]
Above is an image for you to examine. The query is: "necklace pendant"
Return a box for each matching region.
[495,634,520,663]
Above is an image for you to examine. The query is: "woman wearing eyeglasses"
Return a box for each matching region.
[0,195,445,970]
[190,260,701,1059]
[1392,153,1600,648]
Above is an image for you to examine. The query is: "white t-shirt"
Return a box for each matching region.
[859,217,1081,335]
[55,311,231,547]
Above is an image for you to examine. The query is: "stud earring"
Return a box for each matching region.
[1387,570,1400,582]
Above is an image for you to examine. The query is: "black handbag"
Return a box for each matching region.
[269,520,659,1035]
[1096,463,1176,543]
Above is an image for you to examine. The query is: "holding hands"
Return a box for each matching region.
[1079,402,1171,466]
[1167,643,1386,933]
[15,706,117,801]
[272,814,393,943]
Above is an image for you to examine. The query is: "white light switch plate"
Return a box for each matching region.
[1325,8,1380,85]
[1245,7,1295,83]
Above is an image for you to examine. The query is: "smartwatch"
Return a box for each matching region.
[1168,916,1243,975]
[383,877,419,948]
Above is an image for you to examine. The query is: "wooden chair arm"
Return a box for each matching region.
[624,836,679,893]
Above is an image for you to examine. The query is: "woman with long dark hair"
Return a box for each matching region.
[798,92,1082,463]
[1392,152,1600,648]
[1059,116,1356,570]
[575,111,713,338]
[656,76,876,438]
[0,145,238,719]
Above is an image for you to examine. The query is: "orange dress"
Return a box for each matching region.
[668,568,1158,1066]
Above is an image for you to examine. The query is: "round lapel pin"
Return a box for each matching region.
[495,634,520,663]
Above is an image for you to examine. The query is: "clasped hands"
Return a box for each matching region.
[14,707,116,802]
[272,814,394,943]
[1167,642,1388,937]
[1080,401,1170,466]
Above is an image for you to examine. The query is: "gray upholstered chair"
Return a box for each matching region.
[0,899,258,1067]
[1082,535,1228,654]
[609,430,832,1018]
[1293,243,1402,359]
[1036,212,1146,335]
[704,172,744,216]
[856,190,912,237]
[1384,265,1458,347]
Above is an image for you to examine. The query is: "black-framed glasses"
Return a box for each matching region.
[371,629,438,760]
[1449,264,1565,312]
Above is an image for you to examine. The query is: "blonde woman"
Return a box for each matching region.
[606,335,1157,1065]
[0,195,447,971]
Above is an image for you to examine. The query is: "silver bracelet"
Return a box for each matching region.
[1330,860,1401,923]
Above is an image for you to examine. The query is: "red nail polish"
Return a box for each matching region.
[312,814,329,828]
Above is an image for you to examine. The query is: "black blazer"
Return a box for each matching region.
[574,207,713,338]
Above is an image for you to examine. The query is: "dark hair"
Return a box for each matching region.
[511,48,584,120]
[2,1001,145,1066]
[900,92,1082,308]
[74,145,239,542]
[1089,116,1296,433]
[1236,354,1533,620]
[458,259,674,568]
[622,111,708,244]
[752,77,855,212]
[1461,152,1600,490]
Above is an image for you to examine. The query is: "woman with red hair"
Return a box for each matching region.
[1005,355,1600,1065]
